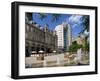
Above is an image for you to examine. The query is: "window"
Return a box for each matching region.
[31,27,33,32]
[26,25,29,32]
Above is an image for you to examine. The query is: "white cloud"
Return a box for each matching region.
[72,23,78,28]
[68,15,83,24]
[68,15,83,29]
[84,30,89,36]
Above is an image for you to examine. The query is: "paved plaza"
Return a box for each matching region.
[25,53,89,68]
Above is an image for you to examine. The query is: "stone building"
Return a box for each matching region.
[25,13,57,57]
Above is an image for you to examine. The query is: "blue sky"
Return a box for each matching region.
[32,13,88,38]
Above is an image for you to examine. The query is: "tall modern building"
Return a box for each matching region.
[55,22,72,52]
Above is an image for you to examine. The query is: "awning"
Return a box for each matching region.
[38,50,44,53]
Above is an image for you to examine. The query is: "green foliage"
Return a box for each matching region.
[37,13,61,22]
[52,14,61,22]
[69,41,83,52]
[84,41,89,52]
[39,13,47,20]
[80,16,89,33]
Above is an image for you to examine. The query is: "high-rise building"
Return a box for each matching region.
[55,22,72,52]
[67,23,72,49]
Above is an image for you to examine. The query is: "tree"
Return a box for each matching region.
[83,39,89,52]
[51,14,61,22]
[79,16,89,54]
[69,41,83,53]
[39,13,47,20]
[80,16,89,33]
[36,13,61,22]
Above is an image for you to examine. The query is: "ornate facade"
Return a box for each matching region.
[25,13,57,57]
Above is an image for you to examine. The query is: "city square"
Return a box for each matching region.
[25,12,89,68]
